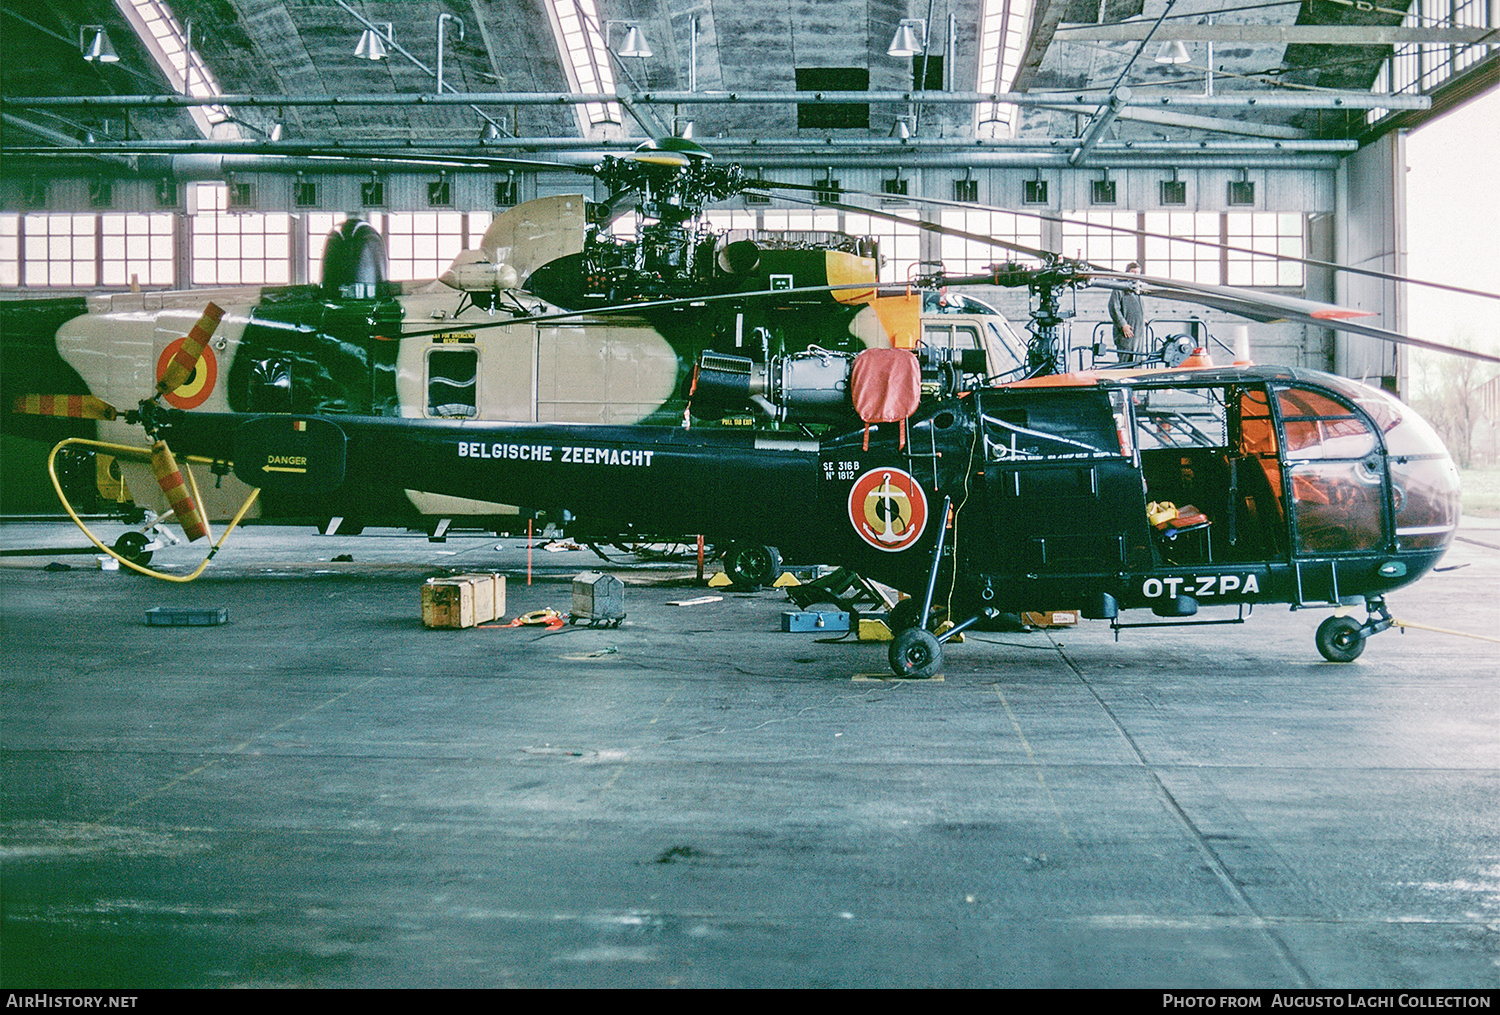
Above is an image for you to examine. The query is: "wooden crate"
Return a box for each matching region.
[422,580,474,629]
[452,573,505,623]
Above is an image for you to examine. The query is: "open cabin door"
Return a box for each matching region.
[973,387,1148,594]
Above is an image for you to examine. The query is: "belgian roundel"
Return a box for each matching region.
[156,338,218,410]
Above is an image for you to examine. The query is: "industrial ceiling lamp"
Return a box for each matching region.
[1154,40,1191,64]
[355,23,392,61]
[887,19,926,58]
[606,22,653,59]
[79,26,120,64]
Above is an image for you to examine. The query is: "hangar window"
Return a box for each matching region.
[118,0,230,137]
[0,217,16,286]
[1226,213,1304,287]
[189,184,289,285]
[975,0,1031,138]
[937,207,1043,276]
[1142,212,1222,284]
[102,213,175,287]
[1063,211,1140,270]
[385,213,467,282]
[21,215,98,288]
[844,209,922,283]
[545,0,622,133]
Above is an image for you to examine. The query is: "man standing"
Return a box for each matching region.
[1109,261,1145,357]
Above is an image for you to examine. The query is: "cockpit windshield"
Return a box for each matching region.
[1313,375,1452,458]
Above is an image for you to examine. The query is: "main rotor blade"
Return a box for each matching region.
[1088,273,1500,364]
[392,282,914,341]
[747,186,1063,266]
[754,179,1500,304]
[1089,271,1377,323]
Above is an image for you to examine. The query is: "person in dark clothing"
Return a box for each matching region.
[1109,261,1145,357]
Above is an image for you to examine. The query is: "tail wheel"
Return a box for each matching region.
[723,542,781,587]
[1316,615,1366,662]
[888,627,941,679]
[113,531,153,566]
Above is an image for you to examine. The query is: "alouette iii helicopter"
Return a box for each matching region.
[9,143,1492,677]
[15,266,1470,677]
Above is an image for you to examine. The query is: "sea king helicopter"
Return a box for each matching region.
[7,140,1489,676]
[0,137,1025,531]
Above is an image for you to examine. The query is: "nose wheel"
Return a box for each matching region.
[1315,599,1392,662]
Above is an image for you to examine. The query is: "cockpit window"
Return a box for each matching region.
[427,347,478,418]
[1274,385,1377,460]
[1315,376,1453,459]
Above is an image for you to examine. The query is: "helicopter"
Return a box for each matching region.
[14,243,1465,678]
[5,145,1489,676]
[0,138,1028,532]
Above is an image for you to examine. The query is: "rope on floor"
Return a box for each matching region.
[1390,617,1500,645]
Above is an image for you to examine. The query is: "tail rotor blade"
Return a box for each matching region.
[11,394,119,420]
[156,302,225,397]
[149,440,210,542]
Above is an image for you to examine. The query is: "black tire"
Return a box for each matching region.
[1316,615,1366,662]
[888,627,942,679]
[113,531,152,566]
[723,542,781,587]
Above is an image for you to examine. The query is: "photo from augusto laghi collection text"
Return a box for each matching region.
[1161,995,1493,1009]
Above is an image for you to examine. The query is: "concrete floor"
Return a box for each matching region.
[1,517,1497,989]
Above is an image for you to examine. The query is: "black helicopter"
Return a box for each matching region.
[6,146,1487,676]
[31,253,1462,677]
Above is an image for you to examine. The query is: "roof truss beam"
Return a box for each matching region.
[4,89,1431,111]
[1053,25,1500,45]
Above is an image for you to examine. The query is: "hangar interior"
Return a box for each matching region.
[2,0,1497,391]
[3,0,1499,993]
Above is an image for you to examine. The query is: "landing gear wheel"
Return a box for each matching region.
[889,627,942,679]
[113,531,152,566]
[1316,615,1366,662]
[723,542,781,587]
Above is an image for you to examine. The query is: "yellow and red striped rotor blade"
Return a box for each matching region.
[156,302,225,396]
[10,394,118,420]
[149,440,210,542]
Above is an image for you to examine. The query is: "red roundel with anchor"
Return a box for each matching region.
[847,467,929,552]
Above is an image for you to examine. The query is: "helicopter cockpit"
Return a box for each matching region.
[1126,372,1459,567]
